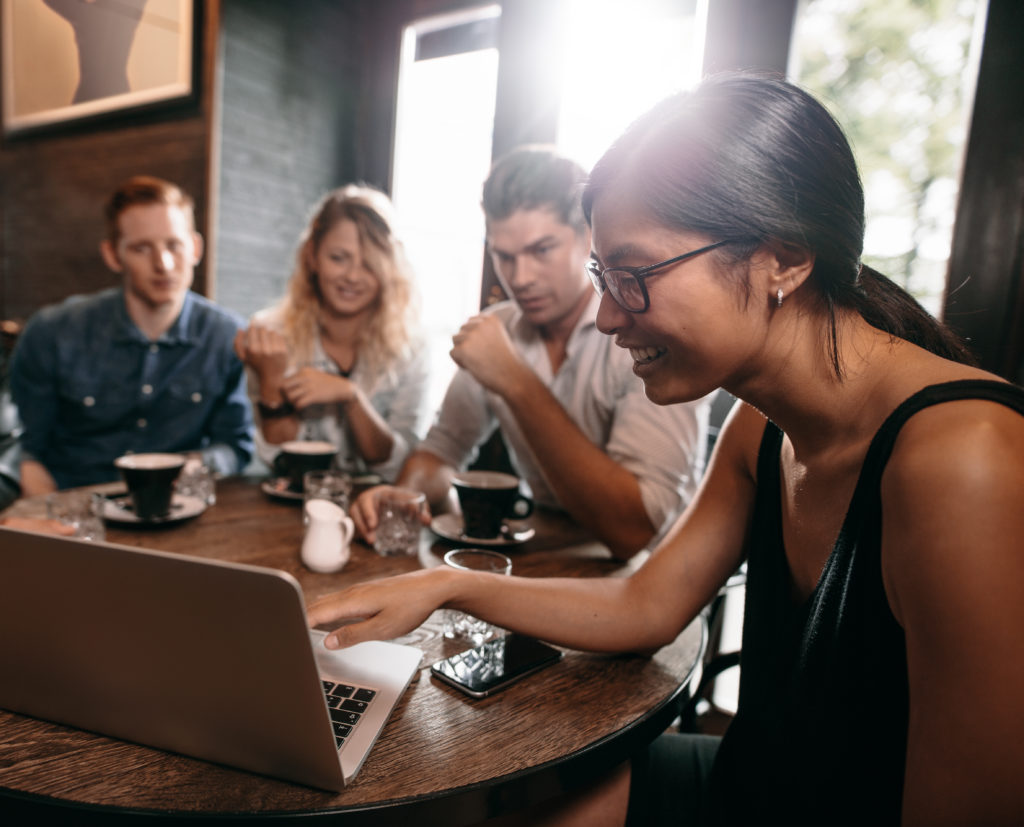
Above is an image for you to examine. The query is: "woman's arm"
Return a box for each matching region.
[336,381,396,464]
[882,399,1024,825]
[280,368,395,463]
[310,400,763,654]
[233,326,299,445]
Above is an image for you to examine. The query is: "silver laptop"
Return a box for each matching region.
[0,527,421,791]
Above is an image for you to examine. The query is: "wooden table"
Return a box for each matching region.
[0,477,705,824]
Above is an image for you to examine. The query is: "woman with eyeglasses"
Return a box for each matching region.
[307,75,1024,825]
[235,186,430,483]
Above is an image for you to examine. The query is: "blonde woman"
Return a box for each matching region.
[235,185,430,482]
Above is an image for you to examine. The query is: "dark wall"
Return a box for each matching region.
[942,0,1024,380]
[0,0,362,327]
[703,0,797,75]
[213,0,363,320]
[0,1,218,324]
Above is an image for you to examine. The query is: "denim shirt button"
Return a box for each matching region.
[83,396,96,407]
[142,384,153,395]
[137,418,147,429]
[149,344,159,354]
[191,392,202,403]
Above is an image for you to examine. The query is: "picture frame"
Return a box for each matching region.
[1,0,196,137]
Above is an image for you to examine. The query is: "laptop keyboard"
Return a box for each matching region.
[322,680,377,749]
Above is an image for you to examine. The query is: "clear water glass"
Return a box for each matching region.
[374,488,426,556]
[46,491,106,542]
[176,455,216,505]
[303,470,351,508]
[442,548,512,644]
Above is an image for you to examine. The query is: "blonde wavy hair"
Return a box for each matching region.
[274,185,416,378]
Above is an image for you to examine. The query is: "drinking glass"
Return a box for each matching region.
[46,491,106,541]
[303,470,352,510]
[442,548,512,644]
[374,487,426,556]
[176,454,216,506]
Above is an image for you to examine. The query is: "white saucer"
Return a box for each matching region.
[430,512,535,547]
[103,493,207,525]
[260,477,304,502]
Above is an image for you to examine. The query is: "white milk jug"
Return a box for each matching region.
[301,499,355,573]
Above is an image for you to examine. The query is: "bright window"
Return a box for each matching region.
[392,0,706,411]
[556,0,705,171]
[792,0,987,316]
[391,6,501,412]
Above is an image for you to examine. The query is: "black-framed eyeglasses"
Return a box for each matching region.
[586,239,731,313]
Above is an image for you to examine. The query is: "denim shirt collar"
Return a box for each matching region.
[110,289,197,346]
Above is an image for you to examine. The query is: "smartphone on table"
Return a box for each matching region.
[430,633,563,698]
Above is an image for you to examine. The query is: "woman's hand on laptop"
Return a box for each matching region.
[307,568,450,650]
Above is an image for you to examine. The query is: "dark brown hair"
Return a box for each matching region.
[483,145,588,236]
[582,73,975,374]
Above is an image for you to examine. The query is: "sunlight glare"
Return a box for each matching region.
[556,0,704,171]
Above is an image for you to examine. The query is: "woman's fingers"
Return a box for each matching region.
[307,570,443,649]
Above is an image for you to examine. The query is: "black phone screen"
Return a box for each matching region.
[430,633,563,697]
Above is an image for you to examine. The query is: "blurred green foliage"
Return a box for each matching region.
[794,0,983,313]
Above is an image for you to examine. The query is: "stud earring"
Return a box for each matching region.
[776,288,784,308]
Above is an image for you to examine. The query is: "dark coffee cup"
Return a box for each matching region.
[451,470,533,539]
[114,453,186,521]
[279,440,336,491]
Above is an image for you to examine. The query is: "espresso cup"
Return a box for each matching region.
[114,453,187,521]
[279,440,336,491]
[451,470,533,539]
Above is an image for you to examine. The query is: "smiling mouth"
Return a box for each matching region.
[629,346,666,365]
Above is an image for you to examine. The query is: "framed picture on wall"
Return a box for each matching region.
[1,0,197,137]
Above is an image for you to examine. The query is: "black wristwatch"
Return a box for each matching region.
[257,399,295,419]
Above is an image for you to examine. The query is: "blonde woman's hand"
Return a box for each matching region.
[281,367,356,409]
[234,325,290,386]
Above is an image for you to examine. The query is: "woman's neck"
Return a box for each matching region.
[318,307,368,345]
[317,307,370,373]
[729,310,907,461]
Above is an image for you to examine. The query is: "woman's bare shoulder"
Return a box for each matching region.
[874,347,1020,481]
[889,384,1024,482]
[879,382,1024,623]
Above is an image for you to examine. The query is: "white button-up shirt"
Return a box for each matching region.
[420,294,709,534]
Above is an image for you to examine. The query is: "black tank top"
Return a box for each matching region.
[709,380,1024,825]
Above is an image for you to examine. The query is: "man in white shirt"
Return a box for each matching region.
[352,147,708,559]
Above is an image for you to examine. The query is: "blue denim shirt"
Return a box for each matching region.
[10,288,255,489]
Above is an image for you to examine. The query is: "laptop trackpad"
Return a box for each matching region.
[308,631,422,781]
